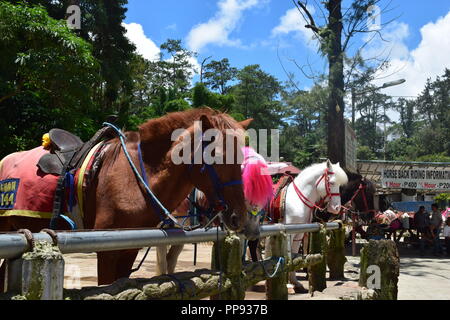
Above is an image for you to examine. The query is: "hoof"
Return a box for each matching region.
[294,286,309,294]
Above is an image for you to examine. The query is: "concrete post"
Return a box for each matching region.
[211,233,245,300]
[21,241,65,300]
[308,224,327,293]
[5,258,23,294]
[359,240,399,300]
[266,231,288,300]
[327,223,346,280]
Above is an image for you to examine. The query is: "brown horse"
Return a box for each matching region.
[0,108,253,287]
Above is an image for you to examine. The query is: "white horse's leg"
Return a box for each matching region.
[288,233,308,292]
[156,246,168,276]
[167,245,184,274]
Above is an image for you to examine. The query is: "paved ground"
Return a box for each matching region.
[61,240,450,300]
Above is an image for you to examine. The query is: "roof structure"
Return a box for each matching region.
[357,159,450,194]
[267,162,301,176]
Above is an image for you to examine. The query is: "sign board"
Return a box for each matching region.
[345,123,357,173]
[381,168,450,191]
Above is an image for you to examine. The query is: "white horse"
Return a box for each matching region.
[266,159,348,293]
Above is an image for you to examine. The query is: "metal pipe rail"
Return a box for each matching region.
[0,222,340,259]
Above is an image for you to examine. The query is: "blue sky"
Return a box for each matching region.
[124,0,450,100]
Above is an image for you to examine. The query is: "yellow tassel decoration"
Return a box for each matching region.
[42,133,51,149]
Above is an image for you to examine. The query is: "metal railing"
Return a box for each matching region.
[0,222,340,259]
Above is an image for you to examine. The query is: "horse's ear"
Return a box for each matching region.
[326,159,333,170]
[200,114,213,131]
[239,119,253,130]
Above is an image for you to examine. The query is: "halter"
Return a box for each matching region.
[187,135,243,226]
[341,182,377,215]
[292,168,340,212]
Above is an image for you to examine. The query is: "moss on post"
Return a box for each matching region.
[308,225,327,293]
[211,233,244,300]
[21,241,64,300]
[327,224,347,280]
[359,240,399,300]
[265,231,289,300]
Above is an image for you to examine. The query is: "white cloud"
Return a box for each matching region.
[271,6,316,44]
[186,0,261,52]
[366,12,450,98]
[122,22,160,61]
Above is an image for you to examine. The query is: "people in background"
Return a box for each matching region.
[444,217,450,257]
[430,203,443,256]
[414,206,431,255]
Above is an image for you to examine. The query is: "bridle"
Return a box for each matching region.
[187,136,243,228]
[292,168,341,212]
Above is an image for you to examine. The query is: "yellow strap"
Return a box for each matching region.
[0,209,53,219]
[76,142,104,218]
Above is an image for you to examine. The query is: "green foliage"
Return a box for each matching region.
[0,1,99,155]
[203,58,237,94]
[357,145,377,160]
[435,193,450,201]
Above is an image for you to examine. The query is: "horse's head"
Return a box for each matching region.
[341,172,377,214]
[174,112,252,233]
[316,160,348,214]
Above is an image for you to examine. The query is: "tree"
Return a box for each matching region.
[230,65,285,130]
[0,1,99,156]
[6,0,136,114]
[294,0,390,168]
[203,58,238,94]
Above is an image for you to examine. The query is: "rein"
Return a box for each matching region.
[103,122,199,231]
[291,168,340,212]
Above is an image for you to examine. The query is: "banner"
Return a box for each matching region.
[381,167,450,190]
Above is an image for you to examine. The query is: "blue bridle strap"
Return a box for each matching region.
[103,122,171,223]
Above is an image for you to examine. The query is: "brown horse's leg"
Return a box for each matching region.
[97,249,139,285]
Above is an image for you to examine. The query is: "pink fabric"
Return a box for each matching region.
[0,147,58,213]
[241,147,273,208]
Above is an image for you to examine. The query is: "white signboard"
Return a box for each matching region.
[345,123,357,173]
[381,168,450,190]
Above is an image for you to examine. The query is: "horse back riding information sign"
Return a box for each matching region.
[0,178,19,210]
[381,168,450,191]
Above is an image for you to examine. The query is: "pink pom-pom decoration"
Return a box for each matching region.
[241,147,273,208]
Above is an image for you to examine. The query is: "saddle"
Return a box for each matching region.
[37,126,116,229]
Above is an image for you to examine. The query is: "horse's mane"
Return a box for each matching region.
[102,108,244,171]
[298,161,348,186]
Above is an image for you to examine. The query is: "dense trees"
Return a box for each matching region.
[0,1,448,168]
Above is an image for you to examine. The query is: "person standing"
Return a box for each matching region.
[414,206,431,255]
[430,203,443,256]
[444,217,450,256]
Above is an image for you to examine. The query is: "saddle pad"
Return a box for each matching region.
[269,183,289,223]
[0,147,58,218]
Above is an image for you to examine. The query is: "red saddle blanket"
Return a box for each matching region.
[0,147,59,218]
[268,175,293,223]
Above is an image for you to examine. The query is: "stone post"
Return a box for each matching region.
[266,231,288,300]
[327,223,347,280]
[308,224,327,293]
[21,241,65,300]
[359,240,399,300]
[211,233,245,300]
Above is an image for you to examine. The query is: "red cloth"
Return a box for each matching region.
[0,147,59,215]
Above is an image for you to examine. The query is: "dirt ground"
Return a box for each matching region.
[62,239,450,300]
[62,242,362,300]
